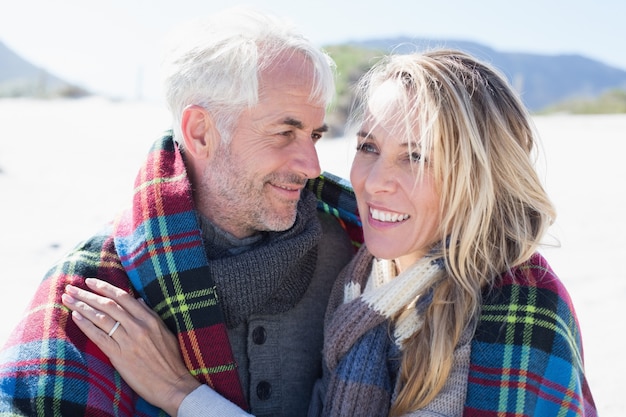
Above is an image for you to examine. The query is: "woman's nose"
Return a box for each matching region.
[364,158,396,194]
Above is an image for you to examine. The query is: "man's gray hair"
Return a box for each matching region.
[161,6,336,144]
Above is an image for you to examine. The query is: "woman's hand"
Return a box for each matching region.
[62,278,201,416]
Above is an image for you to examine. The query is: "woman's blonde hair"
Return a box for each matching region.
[350,49,556,415]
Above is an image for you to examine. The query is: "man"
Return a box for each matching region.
[0,7,357,416]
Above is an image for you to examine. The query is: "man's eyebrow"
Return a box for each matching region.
[283,118,328,133]
[283,118,304,129]
[314,124,329,133]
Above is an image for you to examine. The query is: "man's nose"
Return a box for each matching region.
[292,135,322,179]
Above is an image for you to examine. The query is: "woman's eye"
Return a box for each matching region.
[356,142,377,154]
[410,152,422,163]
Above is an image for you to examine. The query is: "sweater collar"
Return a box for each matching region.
[202,190,322,328]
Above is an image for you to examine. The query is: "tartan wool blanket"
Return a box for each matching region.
[0,133,362,417]
[464,253,597,416]
[320,248,597,416]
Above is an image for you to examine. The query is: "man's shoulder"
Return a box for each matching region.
[317,209,348,234]
[309,211,354,290]
[316,211,354,257]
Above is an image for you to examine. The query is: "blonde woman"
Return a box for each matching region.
[308,50,597,416]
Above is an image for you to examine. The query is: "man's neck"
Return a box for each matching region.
[197,213,265,259]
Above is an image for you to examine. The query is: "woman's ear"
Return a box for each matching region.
[180,105,220,158]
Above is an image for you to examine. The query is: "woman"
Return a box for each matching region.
[308,50,596,416]
[63,49,597,416]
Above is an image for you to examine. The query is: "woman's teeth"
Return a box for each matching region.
[370,208,410,222]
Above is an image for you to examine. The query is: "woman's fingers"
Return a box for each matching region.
[84,278,151,320]
[62,279,200,413]
[62,298,124,357]
[62,289,121,334]
[62,280,170,355]
[62,282,132,358]
[63,283,126,322]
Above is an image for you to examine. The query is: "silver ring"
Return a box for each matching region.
[107,321,121,337]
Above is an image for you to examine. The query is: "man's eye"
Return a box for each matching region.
[312,132,323,142]
[277,130,296,141]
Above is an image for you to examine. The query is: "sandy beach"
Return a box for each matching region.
[1,98,624,415]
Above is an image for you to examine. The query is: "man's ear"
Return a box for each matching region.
[180,105,220,158]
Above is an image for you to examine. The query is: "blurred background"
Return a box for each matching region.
[1,1,624,415]
[1,0,625,121]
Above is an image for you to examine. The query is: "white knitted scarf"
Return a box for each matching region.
[320,247,445,416]
[343,254,444,348]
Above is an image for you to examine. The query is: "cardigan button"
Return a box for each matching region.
[256,381,272,400]
[252,326,267,344]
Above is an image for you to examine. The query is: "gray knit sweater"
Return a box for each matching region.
[179,195,354,417]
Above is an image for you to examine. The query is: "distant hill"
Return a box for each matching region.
[0,41,88,98]
[3,37,625,130]
[323,38,626,136]
[342,37,626,109]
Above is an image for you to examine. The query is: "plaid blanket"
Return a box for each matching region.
[464,253,597,416]
[0,133,362,416]
[306,172,362,251]
[316,249,597,417]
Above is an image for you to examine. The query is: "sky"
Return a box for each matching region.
[0,0,623,101]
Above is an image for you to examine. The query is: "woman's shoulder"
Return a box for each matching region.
[468,256,597,416]
[476,252,582,349]
[487,252,575,310]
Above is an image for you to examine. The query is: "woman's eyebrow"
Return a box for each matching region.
[356,130,375,140]
[401,141,420,149]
